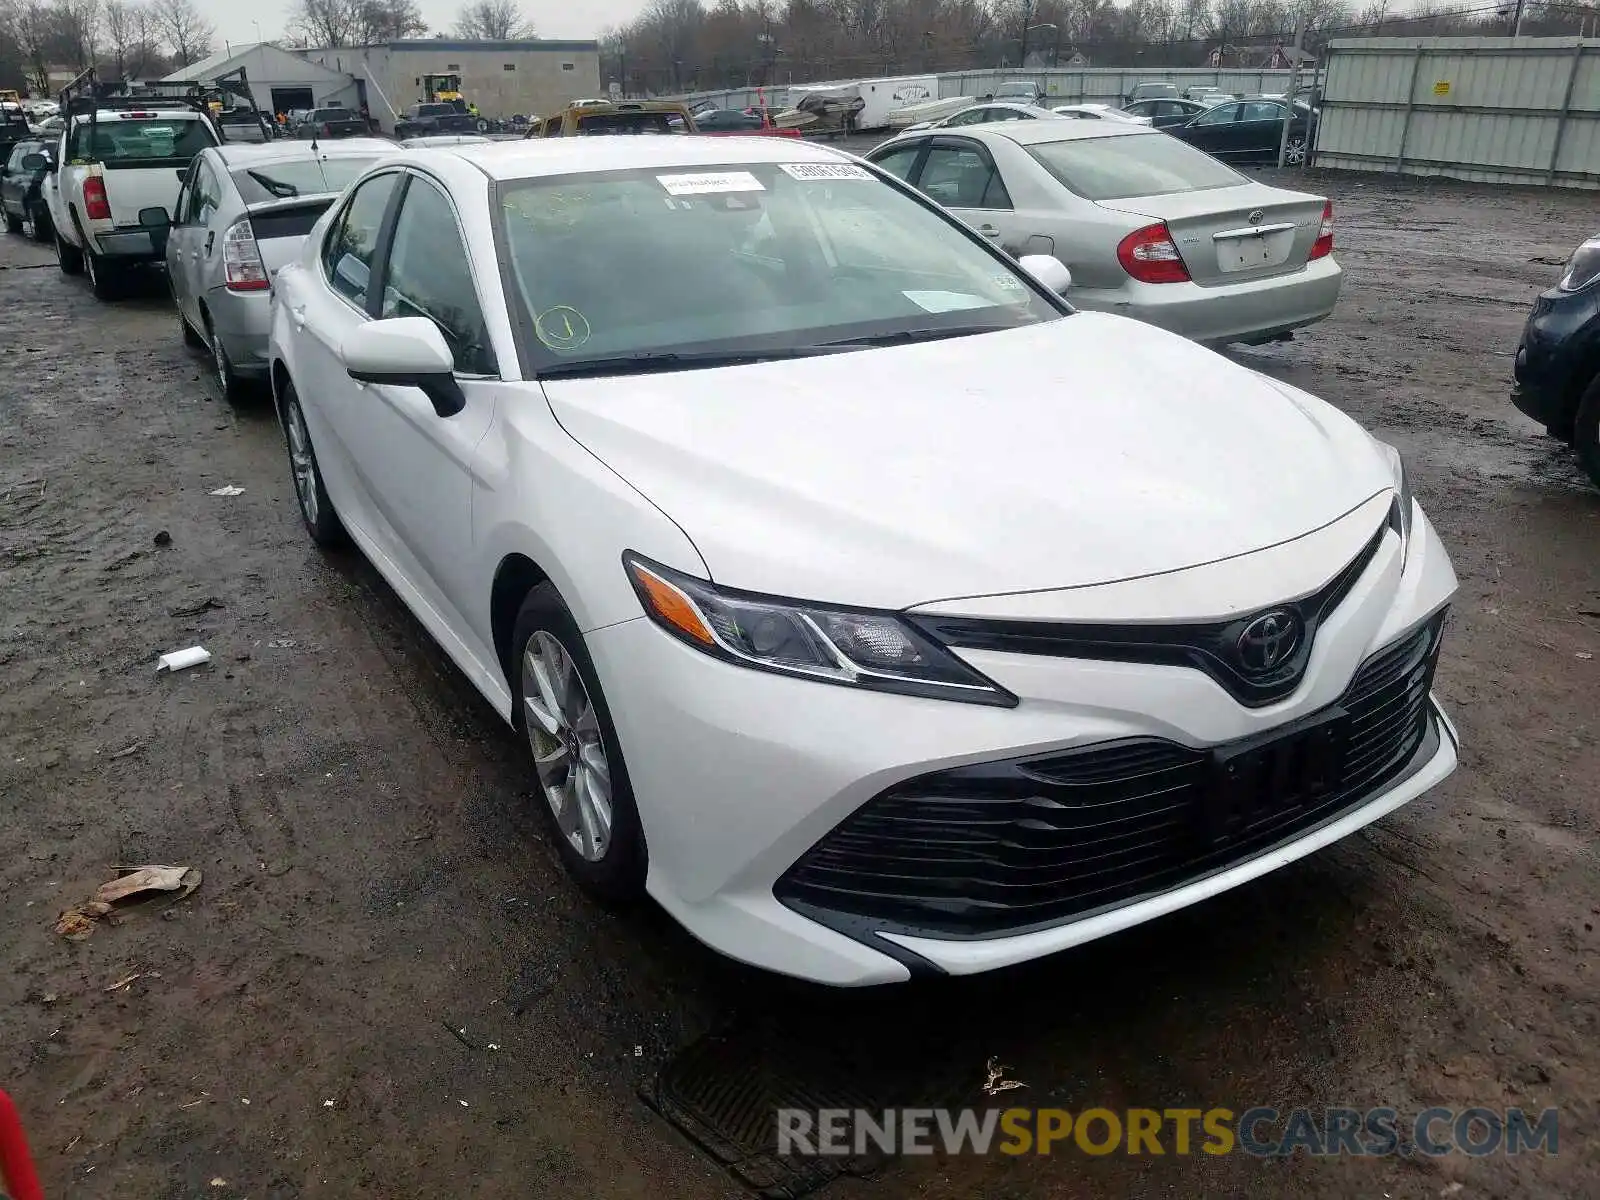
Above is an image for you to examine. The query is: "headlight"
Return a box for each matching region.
[1382,442,1414,562]
[1558,237,1600,292]
[623,554,1017,707]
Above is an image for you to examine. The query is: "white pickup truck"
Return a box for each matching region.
[44,103,220,299]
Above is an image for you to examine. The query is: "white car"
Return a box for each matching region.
[868,121,1342,346]
[1051,103,1153,125]
[267,137,1458,986]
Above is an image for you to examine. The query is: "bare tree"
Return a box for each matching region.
[355,0,426,42]
[104,0,134,77]
[291,0,357,47]
[453,0,534,39]
[51,0,101,69]
[9,0,56,93]
[150,0,211,66]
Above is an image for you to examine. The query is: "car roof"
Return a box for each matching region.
[213,137,395,167]
[438,135,865,181]
[932,120,1151,148]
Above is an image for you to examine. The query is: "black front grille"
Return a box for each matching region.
[776,613,1446,940]
[911,522,1389,708]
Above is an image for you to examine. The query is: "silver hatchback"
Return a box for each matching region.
[162,139,393,398]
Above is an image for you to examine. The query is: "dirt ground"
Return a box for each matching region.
[1,168,1596,1200]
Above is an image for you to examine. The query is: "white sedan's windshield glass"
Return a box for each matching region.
[1028,133,1243,201]
[231,157,380,202]
[498,161,1061,368]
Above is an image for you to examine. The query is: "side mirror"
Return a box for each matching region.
[139,206,171,253]
[1017,253,1072,295]
[21,152,46,171]
[340,317,465,418]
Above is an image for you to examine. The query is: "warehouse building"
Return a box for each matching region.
[161,42,361,118]
[304,39,602,127]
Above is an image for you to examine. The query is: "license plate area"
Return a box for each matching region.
[1217,228,1294,272]
[1198,708,1349,846]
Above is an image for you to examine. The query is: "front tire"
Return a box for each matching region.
[28,202,52,243]
[1285,136,1308,166]
[511,583,646,903]
[1573,376,1600,489]
[280,380,346,547]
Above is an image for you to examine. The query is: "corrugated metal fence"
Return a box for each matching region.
[1315,36,1600,188]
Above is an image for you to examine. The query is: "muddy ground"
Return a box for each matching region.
[1,169,1596,1200]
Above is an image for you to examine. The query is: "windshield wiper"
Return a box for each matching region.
[246,168,298,198]
[536,348,834,379]
[809,325,1010,349]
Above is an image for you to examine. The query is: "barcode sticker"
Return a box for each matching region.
[779,163,873,181]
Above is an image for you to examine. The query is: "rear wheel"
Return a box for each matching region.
[1574,377,1600,489]
[55,229,83,275]
[28,202,52,243]
[1284,136,1309,166]
[204,312,247,402]
[84,248,122,300]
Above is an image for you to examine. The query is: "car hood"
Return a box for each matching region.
[541,314,1391,612]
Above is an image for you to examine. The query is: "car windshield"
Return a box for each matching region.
[497,160,1062,375]
[418,104,455,117]
[233,156,381,202]
[1027,132,1243,200]
[71,117,214,166]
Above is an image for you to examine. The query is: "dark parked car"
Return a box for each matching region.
[393,101,477,139]
[1123,81,1180,106]
[1171,98,1317,165]
[296,107,366,139]
[0,138,53,241]
[1512,234,1600,486]
[218,107,276,142]
[693,107,764,132]
[1121,97,1214,129]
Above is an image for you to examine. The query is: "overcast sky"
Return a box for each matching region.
[201,0,650,48]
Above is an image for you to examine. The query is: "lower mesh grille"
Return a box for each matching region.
[776,614,1446,939]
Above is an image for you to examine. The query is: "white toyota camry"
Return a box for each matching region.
[267,136,1459,986]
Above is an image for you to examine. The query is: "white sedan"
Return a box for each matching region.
[268,136,1459,986]
[1051,103,1153,125]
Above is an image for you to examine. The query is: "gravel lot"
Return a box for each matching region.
[1,169,1596,1200]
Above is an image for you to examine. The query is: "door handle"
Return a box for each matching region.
[978,224,1001,238]
[289,304,307,329]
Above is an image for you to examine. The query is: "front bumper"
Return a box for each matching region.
[1083,255,1342,346]
[587,504,1459,986]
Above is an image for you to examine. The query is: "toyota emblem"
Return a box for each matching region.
[1236,610,1302,673]
[1247,208,1265,225]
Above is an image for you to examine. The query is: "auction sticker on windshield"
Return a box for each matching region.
[780,163,872,181]
[656,171,765,195]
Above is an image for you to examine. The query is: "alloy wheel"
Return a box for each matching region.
[1286,138,1308,166]
[284,398,319,526]
[521,630,613,863]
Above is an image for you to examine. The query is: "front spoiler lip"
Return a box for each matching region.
[803,697,1458,978]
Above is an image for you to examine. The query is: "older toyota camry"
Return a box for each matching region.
[267,137,1458,986]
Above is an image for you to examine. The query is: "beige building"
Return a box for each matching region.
[303,39,601,128]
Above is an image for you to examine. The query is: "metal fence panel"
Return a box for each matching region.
[1316,36,1600,189]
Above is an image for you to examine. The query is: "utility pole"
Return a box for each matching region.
[1019,0,1034,68]
[1511,0,1526,36]
[1277,9,1307,169]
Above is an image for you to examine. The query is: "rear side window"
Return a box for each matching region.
[1027,133,1244,201]
[322,172,400,310]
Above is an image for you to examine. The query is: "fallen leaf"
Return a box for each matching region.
[104,972,143,993]
[96,866,201,906]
